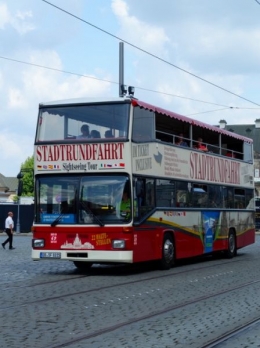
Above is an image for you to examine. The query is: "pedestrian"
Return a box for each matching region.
[2,212,15,250]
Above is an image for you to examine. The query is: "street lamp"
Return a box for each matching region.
[16,172,24,233]
[15,168,34,233]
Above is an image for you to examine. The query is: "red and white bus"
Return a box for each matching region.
[31,97,255,269]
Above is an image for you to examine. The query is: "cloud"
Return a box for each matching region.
[0,45,112,176]
[0,3,34,34]
[111,0,169,56]
[0,130,33,169]
[12,10,35,35]
[0,3,9,29]
[109,0,260,127]
[111,0,128,17]
[8,87,28,109]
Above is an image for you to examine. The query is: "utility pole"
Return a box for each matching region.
[119,42,124,97]
[16,168,34,233]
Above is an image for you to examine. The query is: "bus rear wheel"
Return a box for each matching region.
[159,233,175,270]
[73,261,93,270]
[225,230,237,258]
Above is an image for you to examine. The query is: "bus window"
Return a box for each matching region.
[145,179,155,208]
[191,184,208,208]
[36,176,78,224]
[245,189,254,208]
[223,187,234,208]
[156,179,175,207]
[234,188,246,209]
[79,175,131,224]
[132,107,154,142]
[36,103,130,142]
[134,177,155,221]
[208,185,223,208]
[176,181,189,207]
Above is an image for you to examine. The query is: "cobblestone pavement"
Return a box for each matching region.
[0,234,76,284]
[1,235,260,348]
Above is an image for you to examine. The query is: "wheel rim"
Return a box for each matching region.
[163,239,174,264]
[229,233,235,253]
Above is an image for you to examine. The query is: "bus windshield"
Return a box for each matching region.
[35,174,131,225]
[36,102,130,142]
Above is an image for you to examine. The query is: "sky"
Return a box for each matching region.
[1,0,260,176]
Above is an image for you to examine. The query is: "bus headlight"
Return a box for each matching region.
[112,240,126,249]
[32,239,45,248]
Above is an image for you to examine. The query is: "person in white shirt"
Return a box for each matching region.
[2,212,15,250]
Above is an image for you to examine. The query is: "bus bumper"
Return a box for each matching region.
[31,249,133,263]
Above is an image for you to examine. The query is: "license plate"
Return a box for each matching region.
[40,252,61,259]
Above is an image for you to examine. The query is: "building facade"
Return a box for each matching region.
[0,174,18,202]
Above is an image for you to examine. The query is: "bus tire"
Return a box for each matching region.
[73,261,93,270]
[225,230,236,258]
[159,233,175,270]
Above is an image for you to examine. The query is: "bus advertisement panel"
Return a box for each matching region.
[35,142,131,174]
[132,142,253,188]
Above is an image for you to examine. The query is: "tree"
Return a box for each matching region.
[20,156,34,196]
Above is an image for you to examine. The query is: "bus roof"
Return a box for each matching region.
[39,97,131,107]
[39,96,252,143]
[132,99,253,143]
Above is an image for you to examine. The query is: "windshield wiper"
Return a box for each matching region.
[51,210,66,227]
[80,201,104,227]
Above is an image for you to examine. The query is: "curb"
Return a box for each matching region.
[0,233,32,236]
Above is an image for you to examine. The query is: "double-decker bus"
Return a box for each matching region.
[31,97,255,270]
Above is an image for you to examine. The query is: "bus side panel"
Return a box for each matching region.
[174,229,204,259]
[132,225,205,262]
[131,222,204,263]
[147,214,205,259]
[147,210,255,259]
[132,224,204,263]
[209,210,255,252]
[132,225,162,263]
[236,228,255,249]
[213,227,255,252]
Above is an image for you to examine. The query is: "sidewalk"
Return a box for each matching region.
[0,232,32,236]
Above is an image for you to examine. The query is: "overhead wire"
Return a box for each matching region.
[187,108,232,116]
[0,55,117,85]
[1,54,259,117]
[0,55,232,108]
[42,0,260,107]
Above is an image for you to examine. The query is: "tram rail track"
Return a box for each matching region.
[1,274,88,290]
[0,258,247,310]
[43,278,260,348]
[201,317,260,347]
[0,256,246,291]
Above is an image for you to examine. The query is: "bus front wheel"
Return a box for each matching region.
[159,233,175,270]
[73,261,93,270]
[225,230,237,258]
